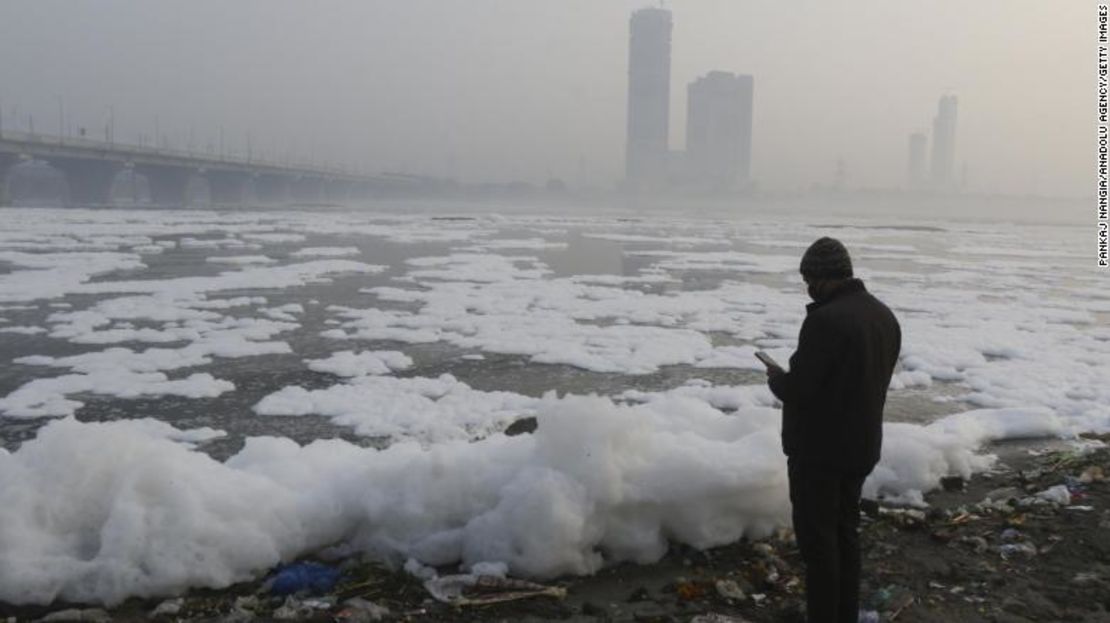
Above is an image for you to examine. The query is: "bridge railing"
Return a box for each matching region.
[0,128,358,178]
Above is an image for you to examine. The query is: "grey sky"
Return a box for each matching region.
[0,1,1088,195]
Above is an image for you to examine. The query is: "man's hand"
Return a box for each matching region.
[765,364,785,380]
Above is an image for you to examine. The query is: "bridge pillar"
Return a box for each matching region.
[51,158,118,206]
[0,153,16,206]
[108,163,153,205]
[183,173,212,207]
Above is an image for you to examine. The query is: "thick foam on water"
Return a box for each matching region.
[0,390,1073,606]
[0,208,1107,607]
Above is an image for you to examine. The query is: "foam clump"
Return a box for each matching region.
[306,350,413,377]
[254,374,535,441]
[0,388,1062,607]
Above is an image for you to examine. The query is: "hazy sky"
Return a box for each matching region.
[0,1,1088,195]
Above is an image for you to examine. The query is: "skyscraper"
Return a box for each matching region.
[685,71,754,190]
[930,95,957,188]
[907,132,927,189]
[625,8,672,190]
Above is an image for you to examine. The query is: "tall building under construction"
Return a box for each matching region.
[624,8,672,190]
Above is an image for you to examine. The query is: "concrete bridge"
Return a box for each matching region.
[0,130,408,207]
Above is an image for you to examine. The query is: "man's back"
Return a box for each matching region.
[769,279,901,475]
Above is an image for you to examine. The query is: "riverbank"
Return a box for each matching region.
[3,434,1107,623]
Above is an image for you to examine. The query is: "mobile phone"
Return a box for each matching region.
[755,351,781,369]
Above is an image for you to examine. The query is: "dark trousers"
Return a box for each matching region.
[788,459,867,623]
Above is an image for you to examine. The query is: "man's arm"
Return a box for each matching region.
[766,313,840,403]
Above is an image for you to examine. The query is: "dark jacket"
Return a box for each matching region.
[768,279,901,475]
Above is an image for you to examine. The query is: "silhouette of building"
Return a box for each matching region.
[625,8,672,190]
[908,132,927,189]
[930,95,958,188]
[685,71,754,190]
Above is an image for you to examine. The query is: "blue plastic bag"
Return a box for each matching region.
[269,562,341,596]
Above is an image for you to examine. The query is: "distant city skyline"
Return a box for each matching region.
[0,1,1087,198]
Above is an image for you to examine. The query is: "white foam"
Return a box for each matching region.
[242,233,308,244]
[306,350,413,377]
[331,253,800,374]
[1,208,1108,608]
[458,238,568,251]
[0,391,1062,606]
[255,374,535,441]
[180,237,261,250]
[205,255,278,265]
[627,250,799,274]
[290,247,361,258]
[0,371,234,418]
[0,326,47,335]
[0,251,146,303]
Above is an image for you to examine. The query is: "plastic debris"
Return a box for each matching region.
[302,596,337,609]
[880,507,927,529]
[222,597,258,623]
[1064,477,1088,501]
[872,585,895,608]
[423,574,566,606]
[958,535,990,553]
[999,542,1038,559]
[1078,466,1105,483]
[675,579,708,601]
[269,561,341,596]
[714,579,747,601]
[38,610,111,623]
[336,597,391,622]
[1035,484,1072,505]
[947,511,979,525]
[272,595,334,619]
[690,615,753,623]
[1019,484,1072,507]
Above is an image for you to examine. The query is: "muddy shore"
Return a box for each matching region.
[4,435,1108,623]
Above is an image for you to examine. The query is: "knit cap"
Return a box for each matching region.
[799,237,853,280]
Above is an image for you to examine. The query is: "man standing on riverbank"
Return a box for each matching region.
[765,237,901,623]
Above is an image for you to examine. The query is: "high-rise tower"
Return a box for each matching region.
[930,95,957,188]
[686,71,754,190]
[625,8,672,190]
